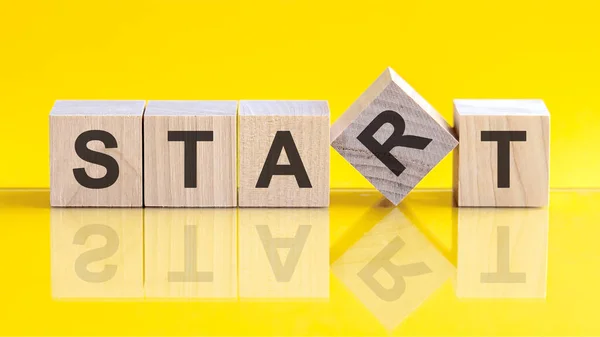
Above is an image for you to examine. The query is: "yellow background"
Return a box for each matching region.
[1,0,599,188]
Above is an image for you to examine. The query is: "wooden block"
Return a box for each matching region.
[50,100,144,207]
[144,209,237,299]
[331,209,454,330]
[331,68,458,205]
[144,100,237,207]
[456,208,548,298]
[238,208,329,298]
[50,208,143,299]
[239,101,330,207]
[453,99,550,207]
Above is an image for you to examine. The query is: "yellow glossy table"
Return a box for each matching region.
[0,189,597,336]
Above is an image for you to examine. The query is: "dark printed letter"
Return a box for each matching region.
[168,131,214,188]
[481,131,527,188]
[73,130,120,189]
[256,131,311,188]
[357,110,432,176]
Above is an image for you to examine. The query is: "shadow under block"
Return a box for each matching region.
[50,208,144,299]
[330,67,458,206]
[456,208,548,298]
[49,100,145,207]
[144,209,237,298]
[238,208,329,298]
[331,209,454,330]
[238,101,330,207]
[453,99,550,207]
[144,100,237,207]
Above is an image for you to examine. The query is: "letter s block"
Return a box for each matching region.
[238,101,330,207]
[331,68,458,205]
[453,99,550,207]
[50,100,145,207]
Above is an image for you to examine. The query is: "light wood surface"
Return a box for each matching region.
[238,100,330,207]
[50,208,143,298]
[331,208,454,330]
[144,209,237,299]
[50,100,144,207]
[453,99,550,207]
[456,208,548,298]
[144,100,237,207]
[330,68,457,205]
[238,208,329,298]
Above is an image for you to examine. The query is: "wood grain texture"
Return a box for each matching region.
[331,209,454,330]
[238,208,329,298]
[144,100,237,207]
[50,100,144,207]
[330,67,457,206]
[144,209,237,299]
[456,208,548,298]
[50,208,143,298]
[453,99,550,207]
[238,100,330,207]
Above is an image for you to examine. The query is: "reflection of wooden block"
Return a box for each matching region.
[456,208,548,298]
[144,209,237,299]
[331,68,457,205]
[50,100,145,207]
[453,99,550,207]
[238,101,330,207]
[331,209,454,330]
[50,208,143,299]
[144,101,237,207]
[238,209,329,298]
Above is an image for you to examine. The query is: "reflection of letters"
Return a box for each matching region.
[73,224,119,283]
[256,225,311,282]
[481,226,526,283]
[357,236,432,302]
[168,225,214,282]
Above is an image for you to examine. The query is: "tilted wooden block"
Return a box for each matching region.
[331,67,458,205]
[144,209,237,298]
[50,208,143,298]
[50,100,144,207]
[238,101,330,207]
[456,208,548,298]
[453,99,550,207]
[144,100,237,207]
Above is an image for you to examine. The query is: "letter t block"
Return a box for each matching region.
[238,101,330,207]
[453,99,550,207]
[331,67,458,205]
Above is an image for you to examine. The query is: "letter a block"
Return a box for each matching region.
[238,101,330,207]
[331,68,458,205]
[144,100,237,207]
[50,100,145,207]
[453,99,550,207]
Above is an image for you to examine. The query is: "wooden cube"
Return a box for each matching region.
[331,209,454,330]
[238,101,330,207]
[50,100,145,207]
[50,208,143,299]
[238,208,329,298]
[331,68,458,205]
[144,209,237,298]
[456,208,548,298]
[453,99,550,207]
[144,100,237,207]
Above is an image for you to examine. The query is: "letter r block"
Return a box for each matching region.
[453,99,550,207]
[238,101,330,207]
[143,101,237,207]
[50,100,144,207]
[331,68,458,205]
